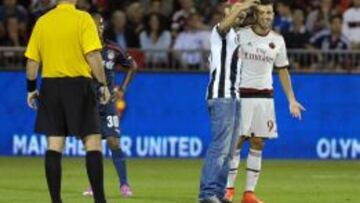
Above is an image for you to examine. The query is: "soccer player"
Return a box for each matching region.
[82,13,137,198]
[25,1,111,203]
[223,1,305,203]
[199,1,259,203]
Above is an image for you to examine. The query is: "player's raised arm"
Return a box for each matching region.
[218,0,259,35]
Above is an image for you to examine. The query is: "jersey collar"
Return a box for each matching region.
[251,26,271,37]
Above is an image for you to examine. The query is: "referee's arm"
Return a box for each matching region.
[85,51,106,85]
[81,13,110,104]
[86,51,111,104]
[26,59,40,109]
[25,21,41,109]
[81,12,106,85]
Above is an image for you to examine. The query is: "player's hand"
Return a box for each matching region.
[289,100,306,120]
[99,86,111,105]
[113,86,125,101]
[237,11,247,23]
[27,90,38,110]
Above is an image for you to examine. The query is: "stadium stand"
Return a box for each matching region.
[0,0,359,72]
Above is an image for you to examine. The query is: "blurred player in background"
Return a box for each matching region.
[83,12,138,198]
[223,1,305,203]
[199,1,259,203]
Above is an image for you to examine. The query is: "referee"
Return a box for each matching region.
[25,1,110,203]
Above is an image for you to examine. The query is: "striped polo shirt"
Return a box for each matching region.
[206,25,241,100]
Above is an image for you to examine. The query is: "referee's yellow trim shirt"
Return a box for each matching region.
[25,3,102,78]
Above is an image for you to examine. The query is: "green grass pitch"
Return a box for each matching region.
[0,158,359,203]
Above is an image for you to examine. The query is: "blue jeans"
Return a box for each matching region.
[199,98,241,200]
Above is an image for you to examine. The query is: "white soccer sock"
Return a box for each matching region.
[245,149,262,192]
[226,149,241,188]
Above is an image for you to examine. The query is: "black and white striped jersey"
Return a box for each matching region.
[206,25,241,100]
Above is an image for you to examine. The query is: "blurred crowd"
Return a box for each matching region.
[0,0,359,71]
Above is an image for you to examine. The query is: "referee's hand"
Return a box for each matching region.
[99,86,111,104]
[27,90,38,110]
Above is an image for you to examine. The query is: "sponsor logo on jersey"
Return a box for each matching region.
[241,51,275,63]
[269,42,276,49]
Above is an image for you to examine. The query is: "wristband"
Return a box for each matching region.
[27,79,37,92]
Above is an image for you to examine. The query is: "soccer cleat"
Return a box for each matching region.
[241,191,264,203]
[120,184,133,197]
[82,186,93,196]
[223,188,235,203]
[221,199,233,203]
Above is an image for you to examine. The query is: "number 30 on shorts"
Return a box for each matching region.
[107,115,119,128]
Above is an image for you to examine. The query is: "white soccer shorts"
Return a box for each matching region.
[240,98,278,139]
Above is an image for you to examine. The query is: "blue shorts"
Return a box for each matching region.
[99,101,120,138]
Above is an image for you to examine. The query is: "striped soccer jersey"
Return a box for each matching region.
[207,25,241,100]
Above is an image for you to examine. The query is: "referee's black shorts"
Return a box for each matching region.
[35,77,100,138]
